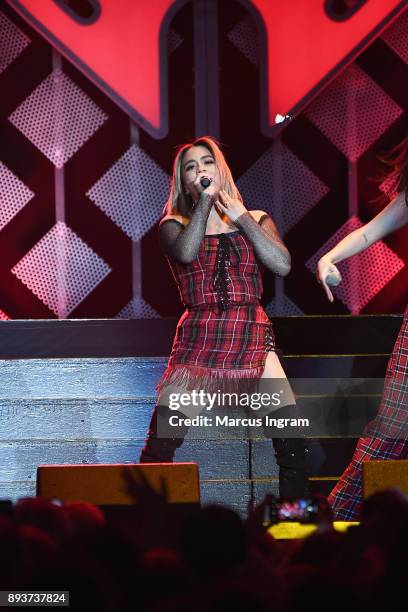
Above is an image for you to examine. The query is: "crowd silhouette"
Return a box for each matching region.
[0,482,407,611]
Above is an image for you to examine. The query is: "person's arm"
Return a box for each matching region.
[235,212,291,276]
[215,190,290,276]
[317,191,408,301]
[159,192,214,264]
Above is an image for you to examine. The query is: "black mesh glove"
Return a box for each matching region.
[159,194,214,264]
[235,212,291,276]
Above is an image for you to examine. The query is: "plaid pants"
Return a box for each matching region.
[329,312,408,520]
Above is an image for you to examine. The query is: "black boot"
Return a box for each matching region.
[272,438,309,498]
[262,405,309,498]
[139,405,188,463]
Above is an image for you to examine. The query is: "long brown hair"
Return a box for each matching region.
[163,136,242,218]
[379,135,408,206]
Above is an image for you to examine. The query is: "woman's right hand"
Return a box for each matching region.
[194,175,219,201]
[316,256,341,302]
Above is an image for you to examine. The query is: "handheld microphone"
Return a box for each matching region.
[325,270,341,287]
[200,177,211,189]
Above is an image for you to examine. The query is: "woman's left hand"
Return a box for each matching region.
[215,190,247,222]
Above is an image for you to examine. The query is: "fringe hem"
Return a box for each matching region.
[156,363,265,396]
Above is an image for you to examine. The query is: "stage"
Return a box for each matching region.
[0,314,402,515]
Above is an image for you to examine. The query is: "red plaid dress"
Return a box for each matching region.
[157,230,276,395]
[329,307,408,520]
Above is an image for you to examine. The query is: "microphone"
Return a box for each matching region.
[200,177,211,189]
[325,270,342,287]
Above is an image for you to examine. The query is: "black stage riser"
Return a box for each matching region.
[0,315,402,358]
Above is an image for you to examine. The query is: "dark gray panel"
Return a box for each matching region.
[0,319,178,359]
[200,480,251,517]
[250,439,279,479]
[252,479,280,503]
[0,356,388,399]
[0,399,250,441]
[0,439,249,481]
[176,440,249,479]
[0,399,153,440]
[0,358,166,399]
[0,480,35,502]
[285,355,388,378]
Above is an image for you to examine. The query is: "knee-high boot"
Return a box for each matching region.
[139,406,189,463]
[263,406,309,498]
[272,438,309,498]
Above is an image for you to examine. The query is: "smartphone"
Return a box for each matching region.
[265,497,319,524]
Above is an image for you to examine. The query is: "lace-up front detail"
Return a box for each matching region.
[213,233,242,311]
[168,231,262,310]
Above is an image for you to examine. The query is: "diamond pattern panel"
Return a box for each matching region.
[11,221,111,317]
[0,161,34,230]
[87,144,171,241]
[0,0,406,319]
[9,69,108,167]
[306,216,405,314]
[228,16,259,66]
[0,10,30,74]
[116,297,159,319]
[305,64,403,161]
[237,143,329,235]
[382,9,408,64]
[0,309,10,320]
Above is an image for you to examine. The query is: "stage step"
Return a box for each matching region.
[0,355,389,398]
[0,316,399,516]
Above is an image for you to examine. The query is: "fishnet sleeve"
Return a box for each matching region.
[235,212,291,276]
[159,194,214,264]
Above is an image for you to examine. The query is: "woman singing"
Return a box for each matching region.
[139,136,308,498]
[317,136,408,519]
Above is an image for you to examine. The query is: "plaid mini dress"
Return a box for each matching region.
[364,306,408,439]
[328,307,408,519]
[157,229,276,395]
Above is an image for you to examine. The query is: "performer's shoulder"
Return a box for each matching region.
[159,214,188,228]
[247,210,269,223]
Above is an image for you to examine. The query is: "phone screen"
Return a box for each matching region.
[265,498,319,523]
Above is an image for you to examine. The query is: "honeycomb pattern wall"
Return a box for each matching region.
[0,160,34,230]
[306,216,405,314]
[11,221,111,317]
[0,1,407,319]
[9,68,108,168]
[304,64,403,162]
[87,144,170,242]
[0,8,29,73]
